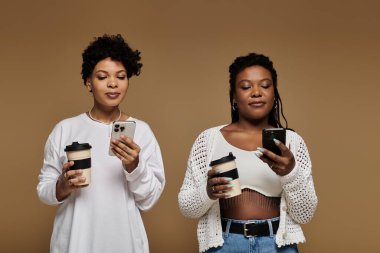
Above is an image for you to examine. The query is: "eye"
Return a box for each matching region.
[239,81,252,90]
[97,76,107,80]
[261,82,272,88]
[117,76,126,80]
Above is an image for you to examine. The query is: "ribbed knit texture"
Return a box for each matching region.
[178,126,318,252]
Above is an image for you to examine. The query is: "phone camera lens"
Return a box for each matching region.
[120,127,125,131]
[115,124,119,128]
[114,129,119,132]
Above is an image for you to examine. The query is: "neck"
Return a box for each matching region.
[89,106,121,124]
[235,117,272,133]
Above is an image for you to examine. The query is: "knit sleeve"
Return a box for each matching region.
[178,130,217,219]
[280,132,318,224]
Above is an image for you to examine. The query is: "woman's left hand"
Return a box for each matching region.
[257,139,295,176]
[111,135,141,173]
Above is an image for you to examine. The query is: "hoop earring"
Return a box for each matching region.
[232,102,238,111]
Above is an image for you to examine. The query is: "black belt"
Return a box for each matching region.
[221,219,279,238]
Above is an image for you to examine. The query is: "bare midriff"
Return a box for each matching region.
[220,189,280,220]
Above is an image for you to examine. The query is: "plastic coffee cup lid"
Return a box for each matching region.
[209,152,236,166]
[64,142,92,152]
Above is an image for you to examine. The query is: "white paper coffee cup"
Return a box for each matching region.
[209,152,241,198]
[64,142,92,186]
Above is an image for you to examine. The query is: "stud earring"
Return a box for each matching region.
[87,82,92,92]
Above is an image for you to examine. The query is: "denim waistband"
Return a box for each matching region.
[221,217,280,237]
[221,216,280,224]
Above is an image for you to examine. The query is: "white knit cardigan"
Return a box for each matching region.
[178,126,318,252]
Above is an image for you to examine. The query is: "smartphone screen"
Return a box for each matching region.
[262,128,286,156]
[109,121,136,156]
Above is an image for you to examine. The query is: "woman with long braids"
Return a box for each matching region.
[37,34,165,253]
[179,53,317,252]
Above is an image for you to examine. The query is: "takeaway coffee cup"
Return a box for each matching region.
[209,152,241,198]
[64,142,92,186]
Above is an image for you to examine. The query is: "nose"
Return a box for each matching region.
[251,85,261,97]
[107,78,118,88]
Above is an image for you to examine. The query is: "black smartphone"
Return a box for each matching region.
[262,128,286,156]
[109,121,136,156]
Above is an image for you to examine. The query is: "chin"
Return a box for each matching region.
[98,102,122,108]
[241,113,269,122]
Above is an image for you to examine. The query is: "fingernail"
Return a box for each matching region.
[228,184,233,188]
[225,177,233,181]
[273,138,280,144]
[254,151,263,157]
[257,147,264,152]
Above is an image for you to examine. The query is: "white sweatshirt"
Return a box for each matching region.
[37,113,165,253]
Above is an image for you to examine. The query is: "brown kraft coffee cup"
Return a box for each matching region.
[64,142,92,186]
[209,152,241,198]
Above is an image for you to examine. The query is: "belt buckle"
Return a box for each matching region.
[243,221,256,238]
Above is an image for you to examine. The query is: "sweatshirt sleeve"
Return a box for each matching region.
[124,123,165,212]
[280,132,318,224]
[178,130,217,219]
[37,126,64,206]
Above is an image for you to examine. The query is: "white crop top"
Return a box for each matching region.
[211,131,282,197]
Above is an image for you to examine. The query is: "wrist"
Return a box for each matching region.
[56,177,70,201]
[206,185,216,200]
[123,162,137,173]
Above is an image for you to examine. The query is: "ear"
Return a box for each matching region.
[86,79,92,92]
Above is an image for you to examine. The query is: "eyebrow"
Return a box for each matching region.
[237,78,272,84]
[95,70,127,74]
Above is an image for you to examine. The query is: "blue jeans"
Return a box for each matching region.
[205,218,298,253]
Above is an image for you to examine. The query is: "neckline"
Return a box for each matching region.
[217,130,260,153]
[82,113,133,127]
[88,108,122,125]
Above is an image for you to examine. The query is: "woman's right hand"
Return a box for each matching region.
[56,161,85,201]
[207,169,233,200]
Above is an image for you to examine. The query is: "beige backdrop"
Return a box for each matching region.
[1,0,379,252]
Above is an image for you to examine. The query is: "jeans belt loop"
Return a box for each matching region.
[268,220,274,236]
[225,219,231,237]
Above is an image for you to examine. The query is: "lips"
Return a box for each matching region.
[105,92,120,99]
[248,101,265,107]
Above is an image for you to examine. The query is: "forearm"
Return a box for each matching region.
[125,155,165,211]
[178,165,217,219]
[281,163,318,224]
[178,183,216,219]
[55,175,72,202]
[37,175,62,205]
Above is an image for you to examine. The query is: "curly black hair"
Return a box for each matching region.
[229,53,288,128]
[81,34,142,84]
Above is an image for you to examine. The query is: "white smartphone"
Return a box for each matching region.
[109,121,136,156]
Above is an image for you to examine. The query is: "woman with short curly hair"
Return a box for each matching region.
[37,34,165,253]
